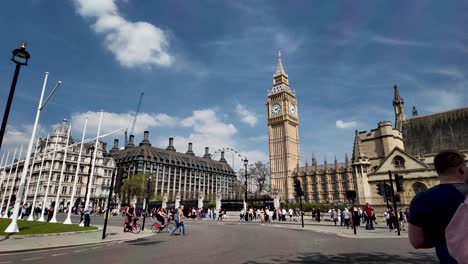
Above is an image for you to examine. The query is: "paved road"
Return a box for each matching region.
[0,220,437,264]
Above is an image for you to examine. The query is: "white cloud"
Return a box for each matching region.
[430,67,465,79]
[370,34,425,46]
[336,120,357,129]
[0,124,48,160]
[73,0,172,68]
[235,104,258,127]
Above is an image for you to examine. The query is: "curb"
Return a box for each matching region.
[0,226,101,239]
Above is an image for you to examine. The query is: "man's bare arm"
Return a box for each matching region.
[408,223,434,249]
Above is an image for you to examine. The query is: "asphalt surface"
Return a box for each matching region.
[0,220,437,264]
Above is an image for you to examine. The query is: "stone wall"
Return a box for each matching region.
[402,107,468,156]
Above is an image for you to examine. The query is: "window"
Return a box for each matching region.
[62,186,67,194]
[64,175,69,182]
[54,186,59,194]
[413,182,427,194]
[393,156,406,169]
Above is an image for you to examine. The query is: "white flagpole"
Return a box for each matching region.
[65,119,87,224]
[0,149,16,217]
[0,151,10,194]
[5,146,23,219]
[50,123,72,223]
[28,135,49,221]
[23,138,40,205]
[81,111,103,226]
[38,136,59,222]
[0,153,5,169]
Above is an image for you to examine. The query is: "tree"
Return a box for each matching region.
[248,161,270,194]
[120,174,145,204]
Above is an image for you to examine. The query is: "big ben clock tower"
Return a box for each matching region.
[267,51,300,201]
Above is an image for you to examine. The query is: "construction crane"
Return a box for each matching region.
[124,92,144,146]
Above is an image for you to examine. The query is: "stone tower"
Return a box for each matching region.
[267,51,300,201]
[393,85,406,132]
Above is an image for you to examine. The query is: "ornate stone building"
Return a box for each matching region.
[0,120,115,210]
[268,53,468,206]
[110,131,237,203]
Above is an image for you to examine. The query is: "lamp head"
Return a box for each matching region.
[11,42,31,66]
[244,158,248,166]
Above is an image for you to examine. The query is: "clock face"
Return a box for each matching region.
[271,103,282,115]
[289,103,296,115]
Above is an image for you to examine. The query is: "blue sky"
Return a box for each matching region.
[0,0,467,171]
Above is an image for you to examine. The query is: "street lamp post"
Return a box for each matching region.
[102,169,117,239]
[244,158,248,218]
[0,42,30,152]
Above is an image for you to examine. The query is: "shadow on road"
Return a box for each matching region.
[244,252,438,264]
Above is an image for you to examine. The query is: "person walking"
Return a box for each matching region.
[84,205,91,227]
[409,150,468,263]
[363,203,374,230]
[343,208,351,229]
[170,205,186,236]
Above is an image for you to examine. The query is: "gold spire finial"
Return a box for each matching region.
[278,49,282,59]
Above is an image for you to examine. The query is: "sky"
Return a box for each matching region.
[0,0,467,171]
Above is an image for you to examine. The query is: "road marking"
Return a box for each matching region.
[74,249,88,253]
[92,246,102,249]
[52,253,68,257]
[0,261,12,263]
[22,257,44,261]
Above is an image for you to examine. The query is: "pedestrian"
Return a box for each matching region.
[47,205,54,222]
[84,206,91,227]
[408,150,468,263]
[363,203,374,230]
[332,209,338,226]
[170,205,186,236]
[343,208,351,229]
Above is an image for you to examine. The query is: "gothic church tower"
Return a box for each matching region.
[267,51,300,201]
[393,85,406,132]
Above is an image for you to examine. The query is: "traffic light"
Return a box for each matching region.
[294,178,303,197]
[377,183,383,196]
[395,174,404,192]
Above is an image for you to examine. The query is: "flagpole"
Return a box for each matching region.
[81,111,103,226]
[65,119,87,224]
[0,151,10,193]
[5,145,23,219]
[38,136,59,222]
[23,138,40,205]
[28,135,49,221]
[0,149,16,217]
[50,123,72,223]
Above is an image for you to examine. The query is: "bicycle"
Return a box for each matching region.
[124,218,141,234]
[151,216,175,233]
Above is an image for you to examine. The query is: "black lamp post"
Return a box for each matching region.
[244,158,248,216]
[142,175,151,231]
[0,42,31,152]
[102,169,117,239]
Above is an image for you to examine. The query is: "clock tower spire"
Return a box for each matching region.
[267,51,300,201]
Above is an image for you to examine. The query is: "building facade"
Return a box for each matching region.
[110,131,237,204]
[0,120,115,210]
[268,53,468,206]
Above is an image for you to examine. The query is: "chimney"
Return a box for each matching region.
[186,142,195,156]
[219,151,227,163]
[166,137,176,151]
[139,131,151,147]
[203,147,211,159]
[125,135,135,149]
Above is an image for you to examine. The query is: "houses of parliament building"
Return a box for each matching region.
[267,52,468,206]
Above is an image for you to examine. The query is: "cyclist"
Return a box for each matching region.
[156,207,168,230]
[124,204,135,232]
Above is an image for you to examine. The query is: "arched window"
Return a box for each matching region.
[412,182,427,194]
[393,155,406,169]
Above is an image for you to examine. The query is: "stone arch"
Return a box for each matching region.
[412,182,428,194]
[393,155,406,169]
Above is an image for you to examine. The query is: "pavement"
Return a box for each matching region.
[0,212,408,253]
[0,220,436,264]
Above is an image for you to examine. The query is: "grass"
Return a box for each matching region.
[0,218,97,235]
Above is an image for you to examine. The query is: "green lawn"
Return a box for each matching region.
[0,218,97,235]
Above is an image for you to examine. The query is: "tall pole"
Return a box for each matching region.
[244,161,248,212]
[0,149,16,216]
[388,170,400,236]
[28,135,49,221]
[5,145,23,219]
[102,168,116,239]
[0,65,21,152]
[50,123,72,223]
[81,111,103,226]
[142,176,151,231]
[38,136,59,222]
[64,119,87,224]
[0,151,10,195]
[383,180,390,209]
[5,71,50,232]
[299,195,304,228]
[23,138,40,205]
[352,198,357,235]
